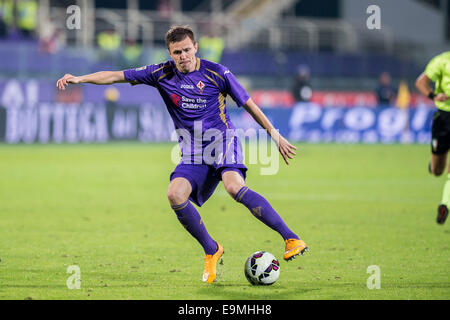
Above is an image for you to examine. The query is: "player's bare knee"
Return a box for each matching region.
[167,188,188,206]
[224,182,243,198]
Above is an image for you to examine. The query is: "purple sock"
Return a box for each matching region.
[171,200,217,255]
[235,186,299,240]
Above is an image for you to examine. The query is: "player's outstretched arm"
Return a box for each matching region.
[243,98,297,165]
[56,71,127,90]
[415,72,449,102]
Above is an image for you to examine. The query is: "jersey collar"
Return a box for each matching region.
[195,57,201,71]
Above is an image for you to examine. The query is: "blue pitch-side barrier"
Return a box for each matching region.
[0,79,434,144]
[0,102,434,144]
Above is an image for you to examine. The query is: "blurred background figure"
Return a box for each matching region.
[0,0,14,38]
[119,39,143,69]
[97,28,121,63]
[291,65,312,105]
[198,27,225,63]
[0,0,38,39]
[16,0,37,39]
[155,0,173,47]
[375,71,397,106]
[157,0,173,17]
[38,18,64,54]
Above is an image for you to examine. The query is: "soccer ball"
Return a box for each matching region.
[244,251,280,285]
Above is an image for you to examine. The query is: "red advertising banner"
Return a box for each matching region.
[251,90,434,108]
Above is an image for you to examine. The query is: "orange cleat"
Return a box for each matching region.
[203,243,224,283]
[283,239,308,261]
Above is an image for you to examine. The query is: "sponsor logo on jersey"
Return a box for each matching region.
[170,93,181,107]
[181,84,194,89]
[180,96,207,109]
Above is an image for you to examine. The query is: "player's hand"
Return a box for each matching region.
[275,134,297,165]
[434,93,449,102]
[56,74,81,90]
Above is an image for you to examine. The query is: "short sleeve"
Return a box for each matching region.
[425,54,443,82]
[123,65,158,86]
[221,69,250,107]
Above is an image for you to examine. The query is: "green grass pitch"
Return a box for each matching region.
[0,143,449,300]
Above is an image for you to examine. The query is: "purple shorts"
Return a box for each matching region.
[170,164,247,207]
[170,134,247,206]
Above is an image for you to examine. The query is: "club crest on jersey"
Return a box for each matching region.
[196,80,205,93]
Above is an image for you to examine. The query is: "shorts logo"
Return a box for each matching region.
[196,81,205,93]
[170,93,181,107]
[135,66,146,71]
[432,138,438,152]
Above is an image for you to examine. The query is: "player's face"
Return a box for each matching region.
[168,37,198,73]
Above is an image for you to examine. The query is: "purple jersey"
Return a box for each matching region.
[124,58,250,164]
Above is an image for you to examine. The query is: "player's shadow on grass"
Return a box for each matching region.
[196,283,320,300]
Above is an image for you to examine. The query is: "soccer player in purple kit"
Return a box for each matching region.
[56,25,308,284]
